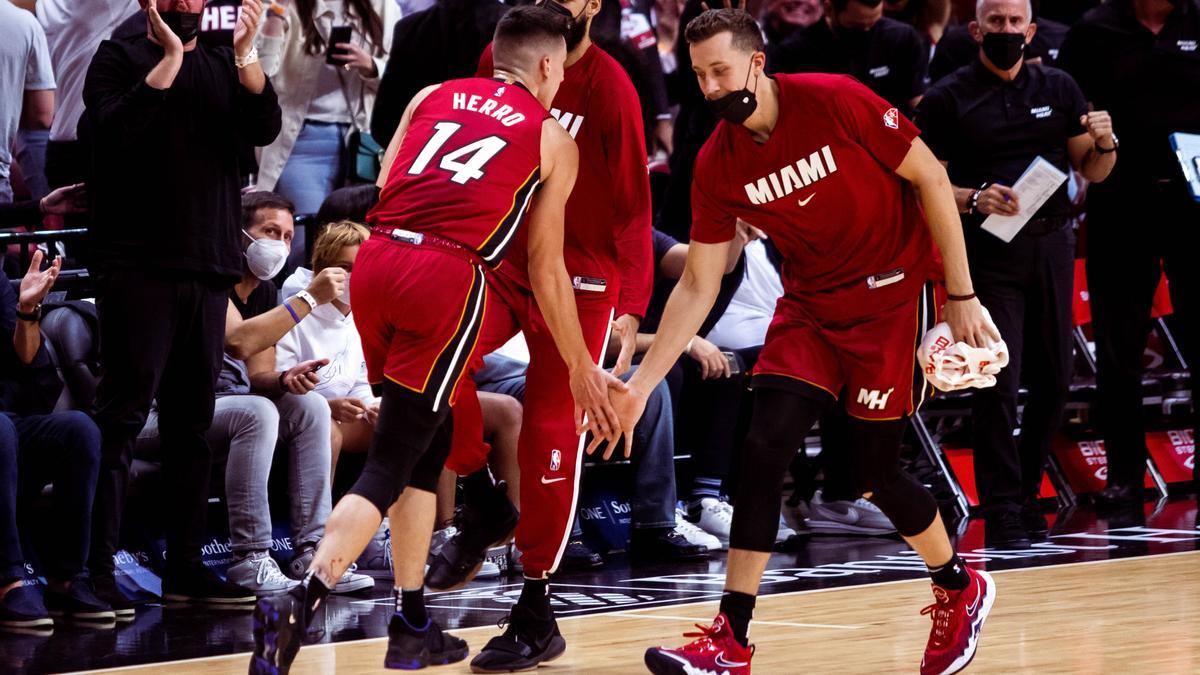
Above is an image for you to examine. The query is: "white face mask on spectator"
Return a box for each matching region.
[918,307,1009,392]
[243,230,289,280]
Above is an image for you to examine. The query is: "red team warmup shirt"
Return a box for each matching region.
[479,43,653,319]
[691,73,932,323]
[367,77,548,264]
[692,74,936,418]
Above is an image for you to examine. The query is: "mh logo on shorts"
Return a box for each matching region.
[550,449,562,472]
[857,387,895,411]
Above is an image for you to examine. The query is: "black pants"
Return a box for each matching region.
[0,411,101,581]
[967,225,1076,515]
[89,269,227,576]
[666,345,761,496]
[1087,182,1198,490]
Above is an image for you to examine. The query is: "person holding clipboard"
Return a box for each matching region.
[914,0,1116,548]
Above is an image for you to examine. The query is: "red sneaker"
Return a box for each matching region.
[920,567,996,675]
[644,613,753,675]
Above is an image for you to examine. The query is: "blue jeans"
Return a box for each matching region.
[16,130,51,201]
[0,411,101,581]
[477,356,678,530]
[275,121,348,273]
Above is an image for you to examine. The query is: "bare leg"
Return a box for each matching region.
[332,418,374,482]
[390,488,437,591]
[436,469,456,528]
[330,422,343,481]
[307,495,382,586]
[480,392,522,510]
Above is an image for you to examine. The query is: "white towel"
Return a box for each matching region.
[918,308,1009,392]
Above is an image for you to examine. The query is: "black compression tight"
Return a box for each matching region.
[728,384,939,551]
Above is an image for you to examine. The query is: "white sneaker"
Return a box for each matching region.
[332,564,375,594]
[475,561,502,580]
[226,554,299,596]
[694,498,733,547]
[807,489,897,535]
[675,508,722,551]
[775,513,797,544]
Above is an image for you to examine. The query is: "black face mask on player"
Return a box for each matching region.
[541,0,589,51]
[706,56,760,125]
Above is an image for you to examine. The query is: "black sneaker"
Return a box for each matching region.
[1020,500,1049,542]
[630,528,708,562]
[384,613,469,669]
[469,605,566,673]
[984,510,1032,549]
[1093,483,1145,512]
[91,573,137,621]
[162,564,255,607]
[250,588,309,675]
[425,481,519,591]
[559,540,603,572]
[0,584,53,633]
[45,576,116,623]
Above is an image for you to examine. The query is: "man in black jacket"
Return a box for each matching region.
[82,0,281,616]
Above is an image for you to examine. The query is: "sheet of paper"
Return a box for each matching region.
[980,156,1068,243]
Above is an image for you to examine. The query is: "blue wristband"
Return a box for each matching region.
[285,302,301,324]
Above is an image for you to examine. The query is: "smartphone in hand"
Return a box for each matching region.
[326,26,353,65]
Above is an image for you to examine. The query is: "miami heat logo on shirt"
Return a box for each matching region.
[549,108,585,139]
[743,146,839,205]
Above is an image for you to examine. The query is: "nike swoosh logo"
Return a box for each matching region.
[541,475,567,484]
[715,651,749,668]
[797,193,815,206]
[965,579,982,614]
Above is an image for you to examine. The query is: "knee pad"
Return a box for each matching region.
[348,381,448,515]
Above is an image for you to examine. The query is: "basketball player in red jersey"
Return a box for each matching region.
[606,11,1000,675]
[419,1,654,672]
[248,8,625,673]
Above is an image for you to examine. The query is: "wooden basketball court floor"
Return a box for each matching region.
[90,549,1200,674]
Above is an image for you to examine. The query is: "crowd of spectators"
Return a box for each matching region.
[0,0,1196,633]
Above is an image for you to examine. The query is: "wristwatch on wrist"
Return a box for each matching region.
[1096,132,1119,154]
[15,304,42,322]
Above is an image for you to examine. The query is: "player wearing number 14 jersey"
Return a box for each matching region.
[248,8,624,674]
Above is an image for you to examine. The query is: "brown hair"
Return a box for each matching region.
[312,220,370,271]
[295,0,385,57]
[684,9,765,53]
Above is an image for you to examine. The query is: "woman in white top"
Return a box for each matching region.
[277,220,375,477]
[256,0,400,217]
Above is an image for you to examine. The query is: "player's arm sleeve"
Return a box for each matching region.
[689,147,738,244]
[833,76,920,171]
[604,75,655,319]
[475,42,494,78]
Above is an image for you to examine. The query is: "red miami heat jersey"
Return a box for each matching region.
[367,77,549,266]
[691,73,933,322]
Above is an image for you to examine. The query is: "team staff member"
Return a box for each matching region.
[768,0,929,114]
[1058,0,1200,508]
[432,0,655,670]
[915,0,1116,548]
[609,11,999,675]
[249,7,622,673]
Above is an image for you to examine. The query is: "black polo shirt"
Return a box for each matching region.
[766,17,928,114]
[929,19,1069,85]
[914,60,1088,226]
[1057,0,1200,185]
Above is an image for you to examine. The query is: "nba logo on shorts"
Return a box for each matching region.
[550,449,561,472]
[883,108,899,129]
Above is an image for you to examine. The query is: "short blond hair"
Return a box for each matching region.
[312,220,370,271]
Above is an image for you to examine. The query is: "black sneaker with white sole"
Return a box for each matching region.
[91,573,137,621]
[469,605,566,673]
[384,613,469,669]
[425,481,519,591]
[44,577,115,623]
[162,565,255,607]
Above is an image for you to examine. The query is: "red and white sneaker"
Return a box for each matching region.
[644,613,753,675]
[920,567,997,675]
